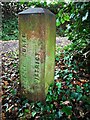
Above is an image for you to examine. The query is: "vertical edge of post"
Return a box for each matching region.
[44,11,56,96]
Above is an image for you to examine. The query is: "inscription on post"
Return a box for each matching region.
[35,53,40,81]
[20,35,44,88]
[21,35,27,85]
[22,35,27,56]
[18,8,56,102]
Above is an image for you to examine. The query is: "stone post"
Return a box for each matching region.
[18,8,56,102]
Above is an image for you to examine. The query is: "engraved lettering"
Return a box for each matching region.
[22,34,27,56]
[35,77,39,80]
[34,52,40,81]
[21,35,27,81]
[35,64,39,69]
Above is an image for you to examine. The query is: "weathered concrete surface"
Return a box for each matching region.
[18,8,56,102]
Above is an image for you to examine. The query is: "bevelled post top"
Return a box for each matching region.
[18,7,55,16]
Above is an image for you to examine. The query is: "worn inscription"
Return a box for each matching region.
[21,34,27,84]
[20,36,45,89]
[34,53,40,81]
[22,35,27,56]
[34,40,44,83]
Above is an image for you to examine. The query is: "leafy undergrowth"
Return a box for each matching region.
[2,44,90,120]
[2,17,18,41]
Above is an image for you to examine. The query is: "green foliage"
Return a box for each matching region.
[54,42,90,119]
[62,106,72,116]
[1,1,59,40]
[2,1,90,120]
[2,17,18,40]
[18,48,90,119]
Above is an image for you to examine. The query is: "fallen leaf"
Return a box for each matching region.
[62,101,70,105]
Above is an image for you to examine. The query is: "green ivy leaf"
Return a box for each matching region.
[56,82,61,89]
[62,106,72,116]
[76,85,82,92]
[56,19,60,27]
[32,111,36,117]
[77,93,82,101]
[61,17,65,24]
[64,13,70,21]
[56,57,60,61]
[10,89,17,95]
[24,109,30,113]
[57,110,63,118]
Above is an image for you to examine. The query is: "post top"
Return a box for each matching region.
[18,7,55,16]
